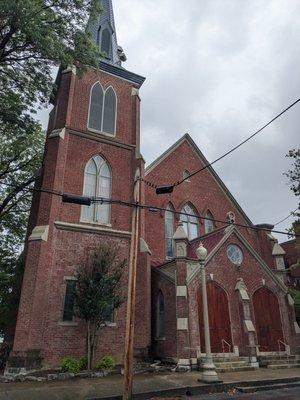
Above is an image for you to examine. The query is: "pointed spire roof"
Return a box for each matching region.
[87,0,126,66]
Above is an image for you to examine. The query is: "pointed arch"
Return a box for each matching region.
[88,83,117,136]
[165,203,175,258]
[81,155,112,224]
[198,281,232,353]
[180,203,199,240]
[252,286,284,351]
[88,82,104,132]
[204,209,214,234]
[103,86,117,135]
[156,290,165,338]
[101,27,112,58]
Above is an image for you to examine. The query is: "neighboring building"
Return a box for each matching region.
[281,238,300,289]
[9,0,299,370]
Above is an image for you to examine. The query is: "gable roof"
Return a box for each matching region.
[187,225,287,292]
[146,133,253,226]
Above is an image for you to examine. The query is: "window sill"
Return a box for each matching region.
[79,220,112,228]
[58,321,78,327]
[155,337,166,341]
[100,322,117,328]
[87,128,116,138]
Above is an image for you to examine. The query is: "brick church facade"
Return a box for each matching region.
[10,0,299,370]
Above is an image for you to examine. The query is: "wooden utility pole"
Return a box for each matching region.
[122,169,140,400]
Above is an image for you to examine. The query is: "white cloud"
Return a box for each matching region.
[37,0,300,240]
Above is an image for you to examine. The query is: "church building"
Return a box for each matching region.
[10,0,299,371]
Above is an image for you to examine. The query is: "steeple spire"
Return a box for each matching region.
[87,0,126,66]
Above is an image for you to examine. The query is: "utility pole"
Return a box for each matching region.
[123,168,140,400]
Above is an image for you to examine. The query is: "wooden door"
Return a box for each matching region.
[198,282,232,353]
[253,287,284,352]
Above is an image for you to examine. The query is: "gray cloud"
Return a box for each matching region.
[37,0,300,241]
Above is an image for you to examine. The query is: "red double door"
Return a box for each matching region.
[253,287,284,352]
[198,282,232,353]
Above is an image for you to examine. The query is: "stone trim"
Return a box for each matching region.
[140,238,152,254]
[244,320,255,332]
[58,321,78,327]
[294,322,300,334]
[176,286,187,297]
[177,318,188,330]
[28,225,49,242]
[48,128,66,139]
[54,221,131,238]
[67,128,135,151]
[287,294,295,306]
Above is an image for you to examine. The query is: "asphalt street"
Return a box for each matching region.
[187,387,300,400]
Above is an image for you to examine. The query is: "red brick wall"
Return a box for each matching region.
[12,67,151,367]
[154,232,298,359]
[145,139,263,263]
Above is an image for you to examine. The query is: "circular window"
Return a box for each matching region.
[227,245,243,265]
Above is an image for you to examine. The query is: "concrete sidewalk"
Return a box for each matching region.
[0,368,299,400]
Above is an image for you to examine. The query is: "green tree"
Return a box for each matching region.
[0,0,102,341]
[285,149,300,235]
[75,245,125,370]
[0,0,101,107]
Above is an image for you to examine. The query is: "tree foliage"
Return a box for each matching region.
[75,245,125,370]
[0,0,101,106]
[0,0,102,341]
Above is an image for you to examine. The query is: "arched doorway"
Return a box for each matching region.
[198,282,232,353]
[253,287,284,352]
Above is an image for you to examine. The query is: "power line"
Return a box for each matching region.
[91,196,298,237]
[152,97,300,193]
[273,208,299,227]
[1,183,298,237]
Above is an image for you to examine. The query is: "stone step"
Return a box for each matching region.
[263,359,300,365]
[216,365,256,373]
[236,381,300,393]
[266,363,300,369]
[212,356,249,363]
[214,361,248,368]
[259,354,298,360]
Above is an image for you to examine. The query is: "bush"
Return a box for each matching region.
[61,357,80,374]
[94,356,115,371]
[79,356,88,371]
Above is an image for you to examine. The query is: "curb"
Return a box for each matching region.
[87,377,300,400]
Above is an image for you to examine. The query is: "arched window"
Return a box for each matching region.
[156,291,165,338]
[205,211,214,234]
[101,28,111,58]
[88,83,104,132]
[180,204,199,240]
[165,204,174,258]
[88,84,117,135]
[183,169,191,182]
[81,155,111,224]
[103,87,117,135]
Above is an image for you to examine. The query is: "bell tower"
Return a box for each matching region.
[11,0,149,369]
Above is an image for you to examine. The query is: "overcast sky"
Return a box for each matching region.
[38,0,299,242]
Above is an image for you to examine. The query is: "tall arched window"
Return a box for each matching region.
[165,205,174,258]
[205,211,214,234]
[88,83,104,132]
[180,204,199,240]
[88,84,117,135]
[156,291,165,338]
[103,87,117,135]
[81,155,111,224]
[101,28,111,58]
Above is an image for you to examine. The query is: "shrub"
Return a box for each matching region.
[61,357,80,374]
[94,356,115,371]
[79,356,88,371]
